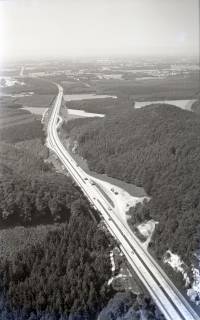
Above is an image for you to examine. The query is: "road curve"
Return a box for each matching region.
[47,83,200,320]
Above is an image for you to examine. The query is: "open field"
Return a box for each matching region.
[67,108,104,118]
[64,93,117,101]
[22,106,48,115]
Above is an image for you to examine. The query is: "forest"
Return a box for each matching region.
[65,96,134,115]
[0,144,163,320]
[0,172,84,227]
[191,97,200,114]
[0,100,169,319]
[98,291,164,320]
[0,206,113,320]
[0,139,88,228]
[0,134,115,319]
[65,104,200,265]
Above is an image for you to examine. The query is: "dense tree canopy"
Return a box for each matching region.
[65,104,200,264]
[0,173,83,227]
[99,292,164,320]
[0,133,115,319]
[0,142,82,227]
[191,98,200,114]
[0,208,112,320]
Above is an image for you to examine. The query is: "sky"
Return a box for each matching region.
[0,0,199,62]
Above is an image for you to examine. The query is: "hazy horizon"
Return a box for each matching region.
[0,0,199,64]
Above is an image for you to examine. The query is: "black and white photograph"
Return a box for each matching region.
[0,1,200,319]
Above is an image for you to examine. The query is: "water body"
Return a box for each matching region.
[134,99,196,111]
[64,93,117,101]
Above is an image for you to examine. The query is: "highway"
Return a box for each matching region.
[47,83,200,320]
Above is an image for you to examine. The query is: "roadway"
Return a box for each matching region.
[47,83,200,320]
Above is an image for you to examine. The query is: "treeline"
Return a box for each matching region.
[0,208,113,320]
[66,104,200,265]
[99,292,165,320]
[0,118,116,319]
[0,142,51,177]
[65,96,134,115]
[0,140,91,228]
[191,98,200,114]
[0,173,83,227]
[94,72,199,99]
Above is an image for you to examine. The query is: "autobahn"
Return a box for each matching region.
[47,83,200,320]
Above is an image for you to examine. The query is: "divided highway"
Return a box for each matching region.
[47,83,200,320]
